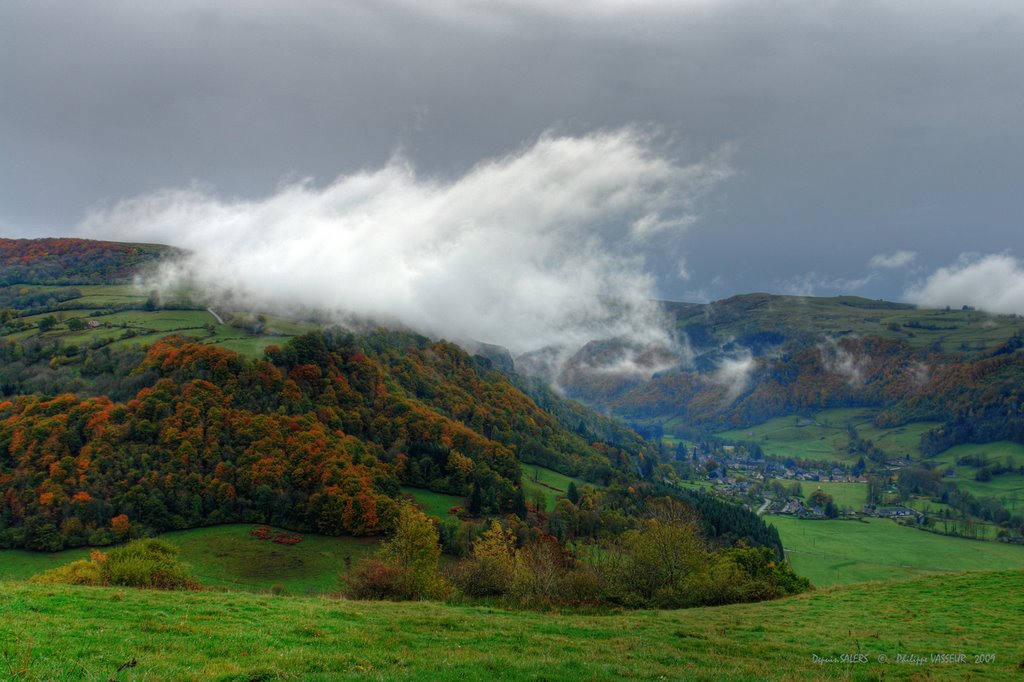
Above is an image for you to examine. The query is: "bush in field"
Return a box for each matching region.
[348,497,809,609]
[505,534,604,607]
[30,556,103,586]
[587,500,812,609]
[344,559,419,601]
[31,540,198,590]
[450,521,602,607]
[450,521,520,597]
[101,539,197,589]
[719,546,812,601]
[345,503,448,600]
[592,499,712,609]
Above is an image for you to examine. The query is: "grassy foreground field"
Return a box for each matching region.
[770,515,1024,586]
[1,570,1021,680]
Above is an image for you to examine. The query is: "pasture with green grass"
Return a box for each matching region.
[211,334,298,357]
[854,420,938,460]
[0,546,92,583]
[789,480,867,511]
[159,525,378,595]
[401,466,596,518]
[1,569,1022,680]
[902,496,958,517]
[925,441,1024,512]
[520,464,596,511]
[717,408,939,464]
[0,525,378,595]
[402,487,464,519]
[0,282,321,359]
[769,515,1024,586]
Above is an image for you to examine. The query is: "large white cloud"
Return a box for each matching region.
[79,128,732,354]
[904,253,1024,315]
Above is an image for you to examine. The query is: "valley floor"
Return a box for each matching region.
[1,570,1021,681]
[768,515,1024,586]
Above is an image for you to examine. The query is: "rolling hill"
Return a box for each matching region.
[1,568,1021,680]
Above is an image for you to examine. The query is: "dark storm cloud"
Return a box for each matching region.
[3,0,1023,306]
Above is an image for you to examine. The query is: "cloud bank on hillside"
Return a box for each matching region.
[79,128,733,355]
[905,253,1024,316]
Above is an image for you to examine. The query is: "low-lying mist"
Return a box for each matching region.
[79,128,732,375]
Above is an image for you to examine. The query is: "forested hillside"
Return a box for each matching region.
[0,330,653,550]
[0,238,175,285]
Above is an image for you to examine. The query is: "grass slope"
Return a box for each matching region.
[0,525,378,595]
[160,526,378,595]
[769,515,1024,586]
[717,408,939,464]
[1,570,1021,680]
[925,441,1024,512]
[793,480,867,510]
[520,464,595,511]
[2,284,316,358]
[401,465,595,516]
[0,547,92,582]
[401,487,464,519]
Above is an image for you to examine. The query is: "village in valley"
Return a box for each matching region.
[660,437,1011,539]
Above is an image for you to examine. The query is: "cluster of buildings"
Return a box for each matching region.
[682,447,923,522]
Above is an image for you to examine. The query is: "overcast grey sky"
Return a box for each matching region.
[3,0,1024,309]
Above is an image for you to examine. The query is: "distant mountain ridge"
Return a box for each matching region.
[552,293,1024,450]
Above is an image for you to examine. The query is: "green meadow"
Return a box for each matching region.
[0,525,378,596]
[718,414,847,461]
[674,479,715,493]
[717,408,940,464]
[402,487,464,518]
[788,480,867,511]
[521,464,595,511]
[768,515,1024,586]
[399,466,597,517]
[2,283,320,359]
[0,546,92,582]
[925,441,1024,512]
[1,570,1022,680]
[211,334,298,357]
[159,525,378,595]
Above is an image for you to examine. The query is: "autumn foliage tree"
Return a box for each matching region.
[345,503,447,600]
